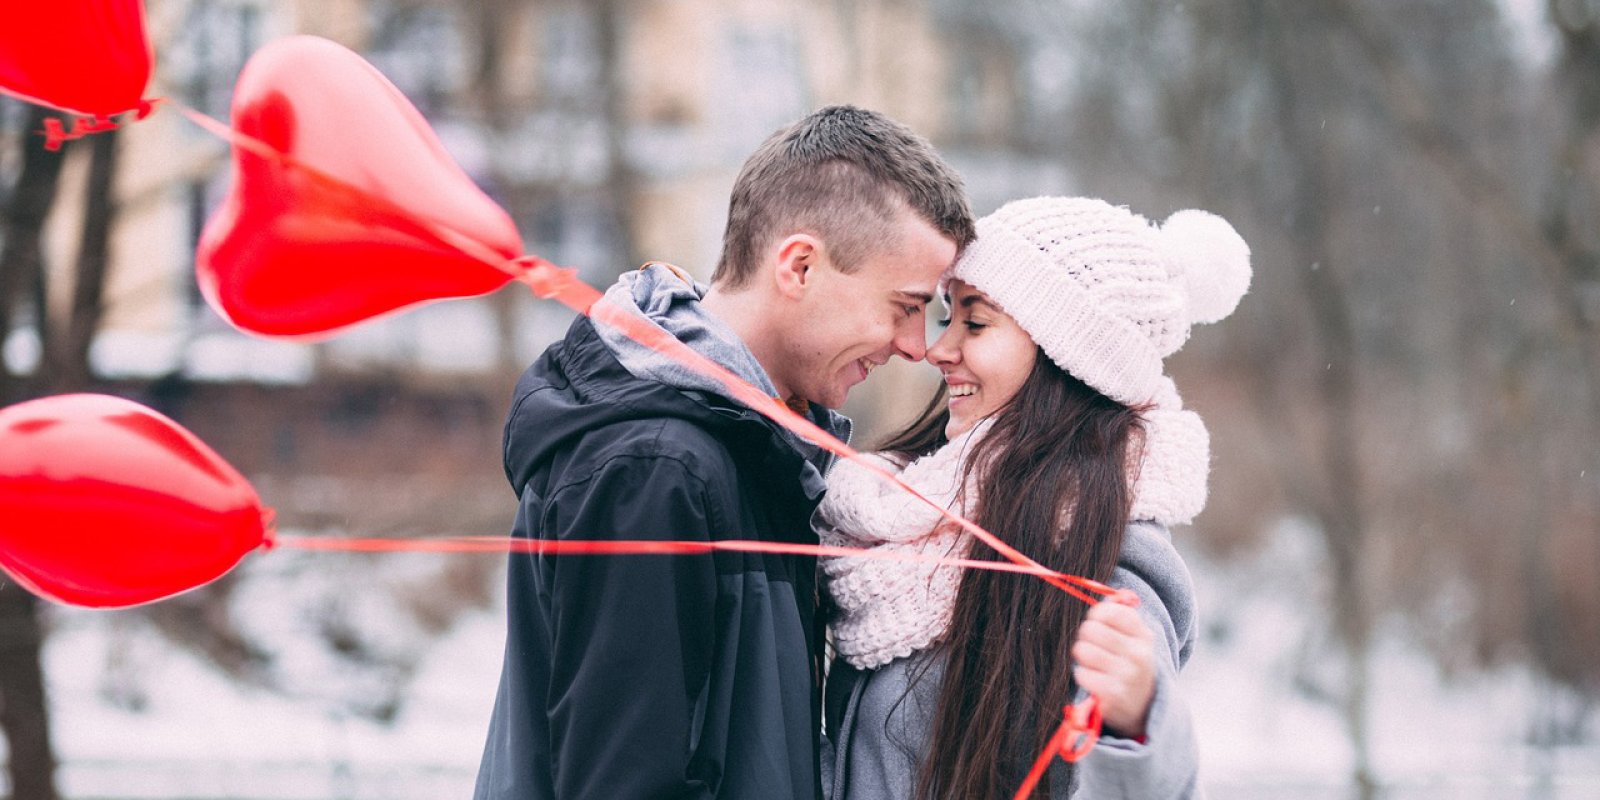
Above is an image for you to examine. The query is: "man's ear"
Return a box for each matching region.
[772,234,823,300]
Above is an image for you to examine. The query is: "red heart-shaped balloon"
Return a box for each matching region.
[0,1,153,117]
[0,394,268,608]
[196,36,522,338]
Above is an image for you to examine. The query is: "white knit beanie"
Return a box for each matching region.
[949,196,1252,523]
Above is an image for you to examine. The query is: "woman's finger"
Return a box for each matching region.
[1076,615,1143,659]
[1085,600,1150,639]
[1070,636,1118,673]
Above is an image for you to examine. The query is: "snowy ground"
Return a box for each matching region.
[1180,521,1600,799]
[21,521,1600,799]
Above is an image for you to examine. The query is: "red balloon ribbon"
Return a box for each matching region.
[1012,700,1108,800]
[175,34,1100,601]
[0,392,1129,789]
[278,531,1129,797]
[0,399,1125,609]
[271,533,1125,591]
[175,37,1126,780]
[0,1,157,148]
[0,390,1121,608]
[176,35,1067,599]
[274,533,1129,798]
[133,35,1123,783]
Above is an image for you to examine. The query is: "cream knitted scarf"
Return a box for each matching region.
[819,379,1210,670]
[818,423,990,670]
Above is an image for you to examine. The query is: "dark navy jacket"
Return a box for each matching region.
[475,316,828,800]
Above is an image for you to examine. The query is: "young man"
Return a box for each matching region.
[474,105,974,800]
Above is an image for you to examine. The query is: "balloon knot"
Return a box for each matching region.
[39,115,123,152]
[259,507,279,550]
[513,256,578,300]
[41,119,69,151]
[136,99,159,120]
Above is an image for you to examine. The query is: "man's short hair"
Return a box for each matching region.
[711,106,975,288]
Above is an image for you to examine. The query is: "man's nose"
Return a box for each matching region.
[893,317,928,362]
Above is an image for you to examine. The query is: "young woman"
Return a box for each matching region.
[819,197,1250,799]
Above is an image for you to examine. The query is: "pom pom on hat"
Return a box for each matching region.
[1158,210,1252,326]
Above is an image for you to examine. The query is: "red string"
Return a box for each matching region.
[272,531,1120,797]
[1015,720,1071,799]
[173,101,1093,602]
[269,531,1121,593]
[170,100,1125,784]
[1011,700,1106,800]
[3,67,1144,796]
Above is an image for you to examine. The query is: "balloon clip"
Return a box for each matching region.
[41,114,121,152]
[259,507,279,551]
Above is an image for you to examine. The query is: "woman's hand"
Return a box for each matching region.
[1071,600,1157,740]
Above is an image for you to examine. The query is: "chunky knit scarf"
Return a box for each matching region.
[819,380,1209,669]
[818,423,989,669]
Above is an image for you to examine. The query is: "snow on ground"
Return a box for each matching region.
[40,546,501,800]
[1181,519,1600,798]
[28,519,1600,798]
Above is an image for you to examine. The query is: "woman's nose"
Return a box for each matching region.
[926,327,958,366]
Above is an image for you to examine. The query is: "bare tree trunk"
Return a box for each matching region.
[1324,0,1600,427]
[0,105,67,800]
[467,0,532,382]
[594,0,642,268]
[0,588,57,800]
[1290,209,1380,800]
[470,0,513,129]
[1304,258,1378,800]
[1328,0,1600,706]
[44,127,121,393]
[1262,4,1377,795]
[0,106,68,396]
[1543,3,1600,688]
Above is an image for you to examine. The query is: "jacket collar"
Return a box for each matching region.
[511,315,834,506]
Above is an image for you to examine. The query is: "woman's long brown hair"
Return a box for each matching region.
[879,349,1144,799]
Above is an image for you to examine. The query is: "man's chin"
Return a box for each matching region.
[809,394,843,411]
[791,372,862,411]
[808,384,851,411]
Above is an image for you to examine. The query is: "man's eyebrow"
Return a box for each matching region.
[894,290,936,305]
